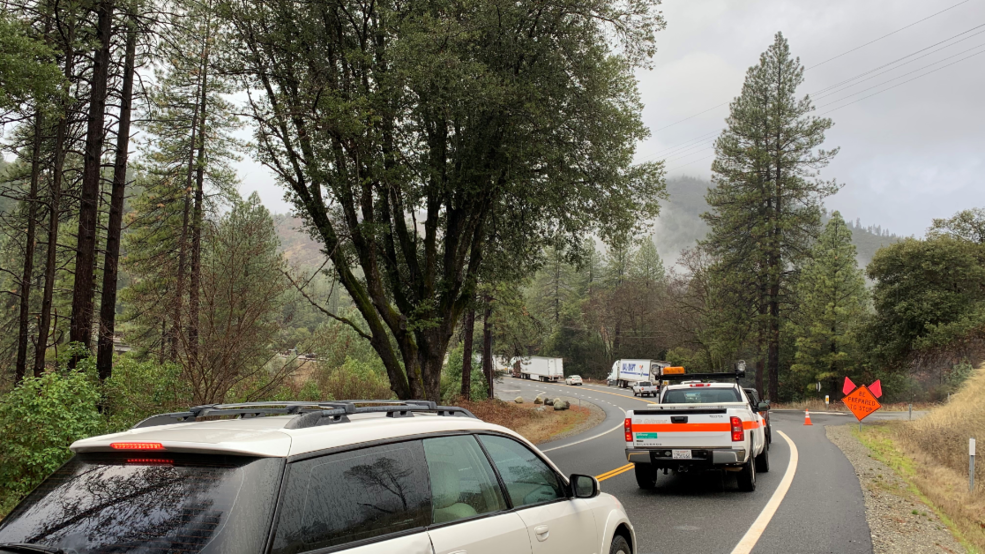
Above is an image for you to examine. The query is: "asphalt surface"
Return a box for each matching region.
[495,378,896,554]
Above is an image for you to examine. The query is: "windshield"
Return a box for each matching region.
[661,388,740,404]
[639,382,651,386]
[0,453,283,554]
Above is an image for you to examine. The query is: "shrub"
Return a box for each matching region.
[103,356,190,431]
[317,357,394,401]
[0,371,103,511]
[440,343,488,403]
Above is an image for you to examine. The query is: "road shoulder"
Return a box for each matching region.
[826,424,966,554]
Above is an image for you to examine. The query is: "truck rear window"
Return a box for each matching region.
[662,388,740,404]
[0,453,283,553]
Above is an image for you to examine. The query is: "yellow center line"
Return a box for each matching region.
[596,463,634,482]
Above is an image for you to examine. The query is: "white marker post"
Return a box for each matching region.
[825,395,829,407]
[971,438,977,493]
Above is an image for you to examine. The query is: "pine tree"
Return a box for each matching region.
[703,32,839,400]
[790,212,867,396]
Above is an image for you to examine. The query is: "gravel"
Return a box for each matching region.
[826,424,966,554]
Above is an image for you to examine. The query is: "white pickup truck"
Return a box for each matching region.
[624,380,770,492]
[631,381,658,398]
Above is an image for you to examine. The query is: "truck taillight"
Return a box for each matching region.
[624,418,633,442]
[730,417,744,442]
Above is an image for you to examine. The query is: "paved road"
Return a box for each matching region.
[496,378,881,554]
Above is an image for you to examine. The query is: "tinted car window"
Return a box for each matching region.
[662,388,740,404]
[271,441,431,554]
[477,435,564,508]
[423,436,507,524]
[0,453,282,554]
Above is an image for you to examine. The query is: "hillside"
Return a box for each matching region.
[272,214,328,267]
[653,176,902,268]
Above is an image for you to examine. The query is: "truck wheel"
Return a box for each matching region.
[755,442,770,473]
[737,459,756,492]
[634,463,657,490]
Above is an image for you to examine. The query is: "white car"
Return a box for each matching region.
[0,400,637,554]
[565,375,584,386]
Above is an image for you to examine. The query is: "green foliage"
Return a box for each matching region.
[103,356,189,431]
[441,343,488,403]
[789,212,868,396]
[865,236,985,364]
[0,371,102,508]
[0,12,64,114]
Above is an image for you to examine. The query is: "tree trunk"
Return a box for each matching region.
[95,20,136,380]
[35,24,75,376]
[188,20,212,362]
[482,303,493,398]
[15,112,44,382]
[70,0,114,359]
[460,308,475,400]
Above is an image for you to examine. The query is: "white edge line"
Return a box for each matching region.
[541,409,627,453]
[729,429,799,554]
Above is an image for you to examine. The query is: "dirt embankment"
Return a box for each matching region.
[456,397,603,445]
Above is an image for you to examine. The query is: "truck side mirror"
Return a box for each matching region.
[757,402,770,411]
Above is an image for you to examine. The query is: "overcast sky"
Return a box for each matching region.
[238,0,985,237]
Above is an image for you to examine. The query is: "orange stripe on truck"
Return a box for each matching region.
[743,421,760,430]
[633,423,731,433]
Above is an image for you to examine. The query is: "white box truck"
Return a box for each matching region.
[608,359,670,388]
[518,356,564,382]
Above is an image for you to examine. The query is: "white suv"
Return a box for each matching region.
[0,400,636,554]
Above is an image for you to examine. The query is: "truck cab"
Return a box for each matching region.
[624,379,770,492]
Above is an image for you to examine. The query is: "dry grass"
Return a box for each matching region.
[455,398,592,445]
[857,367,985,552]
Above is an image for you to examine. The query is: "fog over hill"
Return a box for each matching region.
[271,176,903,271]
[652,176,903,269]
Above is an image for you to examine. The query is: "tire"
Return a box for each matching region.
[634,463,657,490]
[610,534,632,554]
[755,442,770,473]
[737,458,756,492]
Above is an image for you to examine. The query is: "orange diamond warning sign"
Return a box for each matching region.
[843,385,881,421]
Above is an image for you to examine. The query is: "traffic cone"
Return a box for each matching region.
[804,410,813,426]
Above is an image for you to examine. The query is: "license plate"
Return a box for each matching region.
[672,450,692,460]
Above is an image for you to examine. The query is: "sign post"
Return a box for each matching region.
[842,385,882,432]
[971,438,977,493]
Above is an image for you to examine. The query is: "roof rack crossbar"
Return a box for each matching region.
[131,400,477,429]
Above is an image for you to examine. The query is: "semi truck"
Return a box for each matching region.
[517,356,564,382]
[608,359,672,388]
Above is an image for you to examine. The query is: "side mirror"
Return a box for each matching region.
[757,401,770,411]
[570,474,600,499]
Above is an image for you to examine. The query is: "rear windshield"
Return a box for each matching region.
[0,453,283,553]
[638,382,652,386]
[662,388,740,404]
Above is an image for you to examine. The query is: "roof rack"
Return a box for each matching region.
[131,400,477,430]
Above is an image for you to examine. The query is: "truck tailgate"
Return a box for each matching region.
[630,404,741,449]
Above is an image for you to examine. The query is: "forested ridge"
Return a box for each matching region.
[0,0,979,515]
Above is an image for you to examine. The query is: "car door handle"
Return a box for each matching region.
[534,525,550,541]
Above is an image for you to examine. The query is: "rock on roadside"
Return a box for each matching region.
[826,424,966,554]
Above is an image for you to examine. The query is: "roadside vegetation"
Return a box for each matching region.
[854,366,985,552]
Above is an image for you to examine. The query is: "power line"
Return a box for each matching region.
[811,22,985,96]
[648,26,985,170]
[813,30,985,100]
[806,0,971,70]
[818,46,985,115]
[650,0,972,136]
